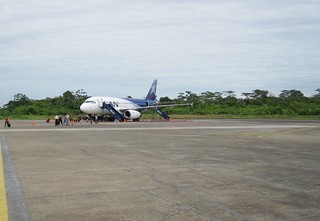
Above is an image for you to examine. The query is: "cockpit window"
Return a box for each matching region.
[85,100,96,104]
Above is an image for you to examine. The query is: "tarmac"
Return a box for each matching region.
[0,119,319,221]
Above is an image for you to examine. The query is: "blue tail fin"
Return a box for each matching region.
[145,79,157,101]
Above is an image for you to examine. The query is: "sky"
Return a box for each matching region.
[1,0,320,106]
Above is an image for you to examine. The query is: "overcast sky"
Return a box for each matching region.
[1,0,319,106]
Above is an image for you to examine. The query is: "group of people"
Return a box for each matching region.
[54,114,71,126]
[4,114,99,128]
[87,114,99,124]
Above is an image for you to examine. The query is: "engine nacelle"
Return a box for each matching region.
[124,110,141,120]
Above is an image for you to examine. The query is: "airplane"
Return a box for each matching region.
[80,79,191,122]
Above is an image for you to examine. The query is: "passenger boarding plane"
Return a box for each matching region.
[80,79,190,122]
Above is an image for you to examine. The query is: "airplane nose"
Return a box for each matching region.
[80,103,89,113]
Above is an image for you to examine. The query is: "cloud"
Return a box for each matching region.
[0,0,320,106]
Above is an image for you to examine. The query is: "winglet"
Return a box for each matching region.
[145,79,157,101]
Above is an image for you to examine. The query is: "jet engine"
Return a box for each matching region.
[124,110,141,120]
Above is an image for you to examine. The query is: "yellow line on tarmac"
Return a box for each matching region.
[0,143,9,221]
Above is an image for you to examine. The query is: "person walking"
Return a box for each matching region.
[66,113,70,126]
[58,115,63,125]
[4,117,10,127]
[55,115,59,126]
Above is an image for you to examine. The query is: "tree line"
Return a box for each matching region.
[160,89,320,117]
[0,88,319,118]
[0,89,89,118]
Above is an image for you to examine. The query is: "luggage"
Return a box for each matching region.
[7,123,11,127]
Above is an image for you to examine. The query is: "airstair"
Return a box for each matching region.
[155,108,170,121]
[102,102,170,122]
[102,102,125,122]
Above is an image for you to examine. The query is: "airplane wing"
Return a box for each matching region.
[117,103,192,112]
[131,103,193,111]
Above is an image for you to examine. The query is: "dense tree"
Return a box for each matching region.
[159,96,172,103]
[200,91,215,103]
[165,88,319,117]
[313,88,320,98]
[14,93,30,103]
[1,90,89,117]
[279,89,304,99]
[1,88,319,118]
[251,89,269,99]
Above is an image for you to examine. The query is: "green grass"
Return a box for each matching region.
[1,114,319,121]
[0,115,50,120]
[141,114,320,120]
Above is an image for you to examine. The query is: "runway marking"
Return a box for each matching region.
[0,135,30,221]
[0,125,316,132]
[0,143,9,221]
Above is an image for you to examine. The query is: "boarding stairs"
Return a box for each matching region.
[155,108,170,121]
[102,102,125,122]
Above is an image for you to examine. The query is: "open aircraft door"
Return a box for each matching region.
[97,98,104,108]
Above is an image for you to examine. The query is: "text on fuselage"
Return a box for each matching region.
[109,101,119,107]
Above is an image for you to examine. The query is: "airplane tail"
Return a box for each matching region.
[145,79,157,101]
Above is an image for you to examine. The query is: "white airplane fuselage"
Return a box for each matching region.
[80,96,150,115]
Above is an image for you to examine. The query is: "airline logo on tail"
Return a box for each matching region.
[145,79,157,101]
